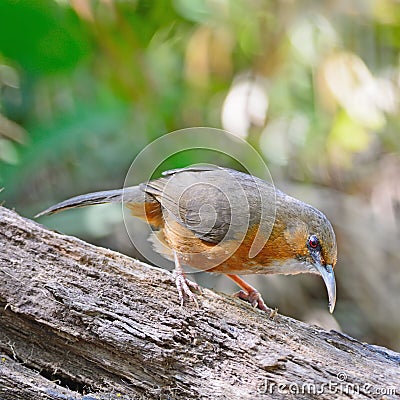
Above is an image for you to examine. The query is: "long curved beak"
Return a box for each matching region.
[315,264,336,313]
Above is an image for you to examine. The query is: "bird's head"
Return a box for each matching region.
[278,199,337,313]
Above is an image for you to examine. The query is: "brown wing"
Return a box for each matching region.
[142,167,276,245]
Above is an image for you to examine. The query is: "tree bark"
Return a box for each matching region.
[0,206,399,400]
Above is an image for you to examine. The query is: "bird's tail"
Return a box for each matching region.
[35,186,145,218]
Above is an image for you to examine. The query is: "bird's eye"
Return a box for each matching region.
[308,235,319,249]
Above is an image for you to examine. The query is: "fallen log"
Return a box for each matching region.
[0,206,399,399]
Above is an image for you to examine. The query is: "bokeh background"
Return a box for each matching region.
[1,1,399,351]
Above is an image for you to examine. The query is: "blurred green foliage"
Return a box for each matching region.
[1,0,400,350]
[0,1,90,74]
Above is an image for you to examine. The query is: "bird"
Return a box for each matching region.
[36,165,337,313]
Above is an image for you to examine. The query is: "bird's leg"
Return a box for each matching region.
[172,251,200,307]
[226,274,270,311]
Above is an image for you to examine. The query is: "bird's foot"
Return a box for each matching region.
[172,269,201,308]
[234,289,270,312]
[226,274,276,316]
[172,251,201,308]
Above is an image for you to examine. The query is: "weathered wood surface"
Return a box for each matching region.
[0,206,399,400]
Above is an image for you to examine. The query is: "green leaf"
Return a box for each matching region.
[0,0,91,74]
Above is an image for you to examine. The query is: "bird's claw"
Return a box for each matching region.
[234,289,270,312]
[172,270,201,308]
